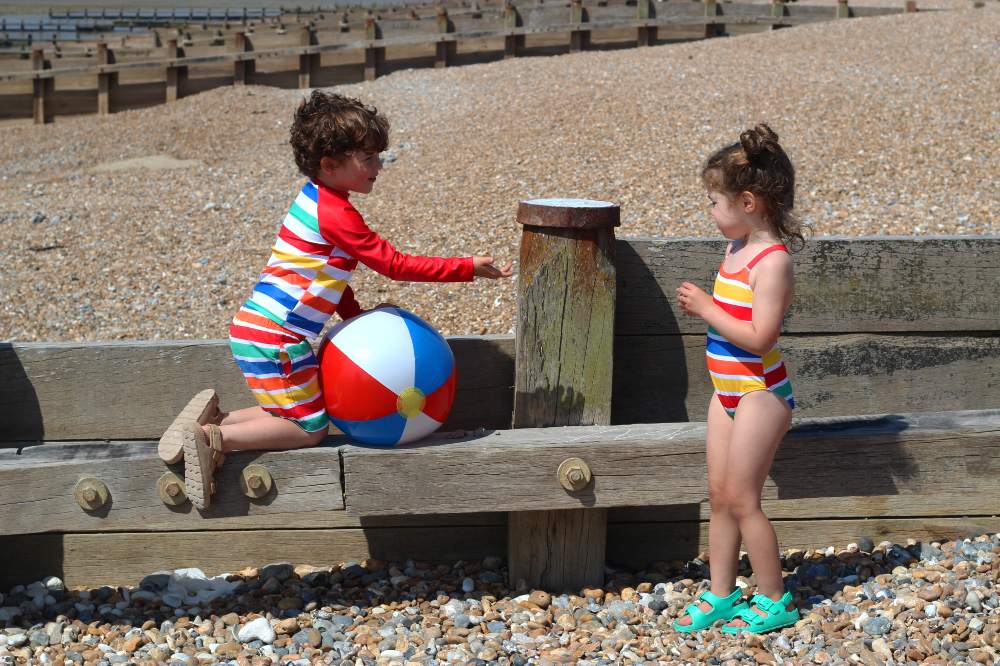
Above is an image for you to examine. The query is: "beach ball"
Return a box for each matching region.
[318,307,456,447]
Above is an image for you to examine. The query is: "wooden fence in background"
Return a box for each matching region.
[0,0,929,124]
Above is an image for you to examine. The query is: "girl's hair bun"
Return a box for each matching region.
[739,123,780,161]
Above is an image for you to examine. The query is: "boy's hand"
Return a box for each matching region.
[473,256,514,279]
[676,282,712,317]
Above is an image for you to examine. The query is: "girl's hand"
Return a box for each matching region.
[473,256,515,279]
[676,282,713,317]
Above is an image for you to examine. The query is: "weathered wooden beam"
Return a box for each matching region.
[0,442,344,536]
[770,0,788,30]
[435,6,456,68]
[905,0,918,12]
[233,31,255,85]
[837,0,852,18]
[615,237,1000,335]
[298,24,320,88]
[613,332,1000,424]
[364,16,384,82]
[0,524,505,589]
[31,48,53,124]
[0,337,513,443]
[704,0,722,38]
[342,410,1000,516]
[503,1,524,58]
[569,0,591,53]
[636,0,657,46]
[164,38,187,102]
[507,199,620,591]
[96,42,117,115]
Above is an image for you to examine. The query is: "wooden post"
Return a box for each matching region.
[904,0,917,11]
[569,0,590,53]
[704,0,721,38]
[435,6,456,68]
[339,12,350,32]
[364,15,384,82]
[508,198,620,592]
[31,48,53,125]
[96,42,117,115]
[636,0,657,47]
[770,0,787,30]
[234,31,255,85]
[298,24,320,88]
[503,1,524,58]
[836,0,851,18]
[165,38,187,103]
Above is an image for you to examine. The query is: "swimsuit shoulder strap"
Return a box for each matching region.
[745,244,788,271]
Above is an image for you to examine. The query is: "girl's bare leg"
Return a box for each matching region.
[722,390,793,627]
[677,393,740,625]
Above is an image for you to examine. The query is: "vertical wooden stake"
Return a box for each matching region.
[503,1,524,58]
[770,0,787,30]
[636,0,657,47]
[32,48,53,125]
[704,0,721,38]
[508,198,620,592]
[234,31,255,85]
[165,38,187,103]
[569,0,590,53]
[298,24,319,89]
[364,16,384,82]
[836,0,851,18]
[904,0,917,12]
[96,42,117,115]
[435,6,456,68]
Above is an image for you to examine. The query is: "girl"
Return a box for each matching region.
[673,124,804,635]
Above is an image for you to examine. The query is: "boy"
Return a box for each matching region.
[160,92,513,509]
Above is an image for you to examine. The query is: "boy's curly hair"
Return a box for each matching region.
[290,91,390,180]
[702,124,805,251]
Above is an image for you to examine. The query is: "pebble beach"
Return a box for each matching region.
[1,534,997,665]
[0,4,998,341]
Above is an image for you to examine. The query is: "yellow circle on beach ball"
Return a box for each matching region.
[396,387,426,418]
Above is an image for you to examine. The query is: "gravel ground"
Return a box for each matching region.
[0,4,997,342]
[1,533,997,665]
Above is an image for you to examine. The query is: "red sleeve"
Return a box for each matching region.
[336,285,363,320]
[317,189,474,282]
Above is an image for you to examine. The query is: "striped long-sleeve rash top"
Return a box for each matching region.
[244,181,474,339]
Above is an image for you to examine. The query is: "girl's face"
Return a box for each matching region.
[319,151,383,194]
[706,189,752,240]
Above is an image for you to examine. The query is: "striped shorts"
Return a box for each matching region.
[228,305,329,433]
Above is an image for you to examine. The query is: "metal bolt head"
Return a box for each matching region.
[557,457,593,492]
[74,477,109,511]
[240,464,273,499]
[157,471,188,507]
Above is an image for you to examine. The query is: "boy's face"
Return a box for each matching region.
[318,151,383,194]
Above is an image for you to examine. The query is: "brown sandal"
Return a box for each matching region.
[159,389,221,464]
[183,423,224,509]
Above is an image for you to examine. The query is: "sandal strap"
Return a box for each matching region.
[750,593,789,616]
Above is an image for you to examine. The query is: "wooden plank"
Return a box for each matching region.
[0,337,513,443]
[616,237,1000,334]
[0,442,344,536]
[0,525,506,589]
[343,410,1000,516]
[613,333,1000,424]
[607,517,1000,568]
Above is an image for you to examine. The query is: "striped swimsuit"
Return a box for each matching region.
[229,181,473,432]
[706,244,795,418]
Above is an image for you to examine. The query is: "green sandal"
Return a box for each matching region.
[722,592,800,634]
[673,588,749,633]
